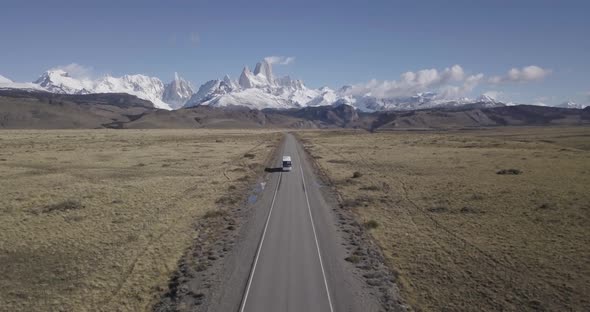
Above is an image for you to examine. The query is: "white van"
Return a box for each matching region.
[282,156,292,172]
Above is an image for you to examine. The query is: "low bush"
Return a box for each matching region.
[364,220,379,229]
[427,206,448,213]
[496,168,522,175]
[344,255,361,264]
[203,209,228,219]
[42,200,83,213]
[360,185,380,191]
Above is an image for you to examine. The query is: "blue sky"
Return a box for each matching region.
[1,0,589,105]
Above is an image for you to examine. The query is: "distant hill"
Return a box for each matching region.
[123,106,305,129]
[368,105,590,130]
[267,104,372,129]
[0,89,155,129]
[1,89,588,129]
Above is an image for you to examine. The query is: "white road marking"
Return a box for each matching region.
[298,149,335,312]
[239,172,282,312]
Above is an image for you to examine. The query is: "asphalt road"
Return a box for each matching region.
[239,134,334,312]
[208,133,382,312]
[232,133,381,312]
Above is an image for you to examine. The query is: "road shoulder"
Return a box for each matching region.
[295,132,408,311]
[153,135,285,312]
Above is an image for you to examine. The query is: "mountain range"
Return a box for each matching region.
[1,88,588,130]
[0,70,193,110]
[0,59,587,111]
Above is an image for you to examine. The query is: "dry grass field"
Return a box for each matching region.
[0,129,281,312]
[298,127,590,311]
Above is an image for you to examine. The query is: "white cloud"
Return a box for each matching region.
[489,65,551,84]
[264,56,295,65]
[436,73,484,99]
[346,65,481,99]
[51,63,94,80]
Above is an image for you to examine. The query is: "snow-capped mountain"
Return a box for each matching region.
[34,69,95,94]
[322,91,504,112]
[557,100,587,109]
[163,73,194,109]
[2,60,509,112]
[94,74,170,109]
[185,59,330,109]
[0,75,13,84]
[0,70,197,110]
[0,74,45,91]
[184,59,506,112]
[186,77,235,106]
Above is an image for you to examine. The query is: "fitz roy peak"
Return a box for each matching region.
[185,59,336,110]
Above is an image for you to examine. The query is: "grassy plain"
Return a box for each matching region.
[0,129,280,312]
[299,127,590,311]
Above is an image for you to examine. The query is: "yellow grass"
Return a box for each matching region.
[298,127,590,311]
[0,129,281,312]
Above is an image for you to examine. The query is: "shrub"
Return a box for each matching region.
[203,209,228,219]
[364,220,379,229]
[427,206,448,213]
[42,200,83,213]
[345,255,361,264]
[352,171,363,178]
[496,169,522,175]
[459,206,480,214]
[360,185,380,191]
[537,203,554,210]
[243,153,255,159]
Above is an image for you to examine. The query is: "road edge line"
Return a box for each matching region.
[238,172,282,312]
